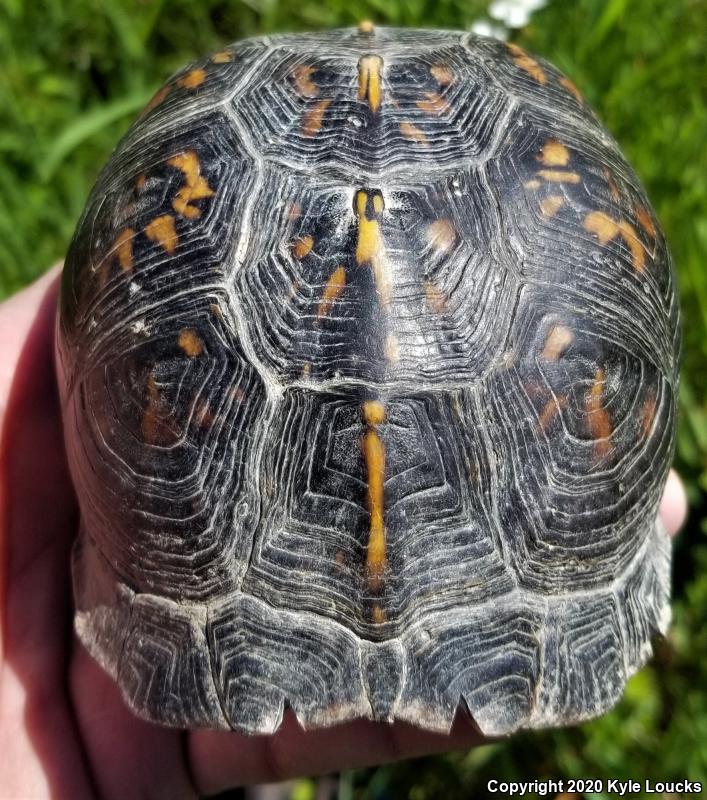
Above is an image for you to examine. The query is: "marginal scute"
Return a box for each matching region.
[60,26,679,738]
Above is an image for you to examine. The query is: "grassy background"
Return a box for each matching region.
[2,0,706,796]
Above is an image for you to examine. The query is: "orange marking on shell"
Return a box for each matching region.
[211,50,232,64]
[178,329,204,357]
[317,265,346,319]
[636,205,657,239]
[430,64,454,85]
[384,334,400,362]
[302,97,332,137]
[539,194,565,217]
[168,150,215,220]
[135,173,147,190]
[178,68,207,89]
[587,368,613,458]
[536,169,581,184]
[537,139,571,167]
[372,604,386,624]
[291,234,314,259]
[416,91,449,115]
[424,281,448,314]
[229,386,246,403]
[363,400,386,426]
[524,179,542,190]
[559,76,584,103]
[537,395,566,432]
[542,324,573,360]
[524,381,546,399]
[193,398,215,428]
[112,228,135,272]
[291,65,320,98]
[142,375,179,446]
[640,393,657,438]
[584,211,619,245]
[603,168,622,202]
[399,121,428,144]
[210,303,223,318]
[583,211,646,272]
[507,42,547,84]
[426,219,456,253]
[145,215,178,254]
[140,84,171,117]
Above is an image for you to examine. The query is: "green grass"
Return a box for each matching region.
[2,0,706,795]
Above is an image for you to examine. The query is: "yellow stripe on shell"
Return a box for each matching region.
[358,54,383,113]
[362,406,387,590]
[363,400,386,426]
[354,190,391,305]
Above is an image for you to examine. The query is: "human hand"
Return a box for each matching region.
[0,267,688,798]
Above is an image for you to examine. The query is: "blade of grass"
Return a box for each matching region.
[39,91,151,182]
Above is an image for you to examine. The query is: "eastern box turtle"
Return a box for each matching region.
[58,24,680,736]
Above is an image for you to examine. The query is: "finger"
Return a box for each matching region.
[69,643,198,800]
[0,265,94,797]
[0,264,62,427]
[189,710,482,791]
[659,468,687,536]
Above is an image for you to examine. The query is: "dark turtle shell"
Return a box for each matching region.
[58,24,680,736]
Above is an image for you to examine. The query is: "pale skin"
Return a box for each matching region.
[0,266,687,798]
